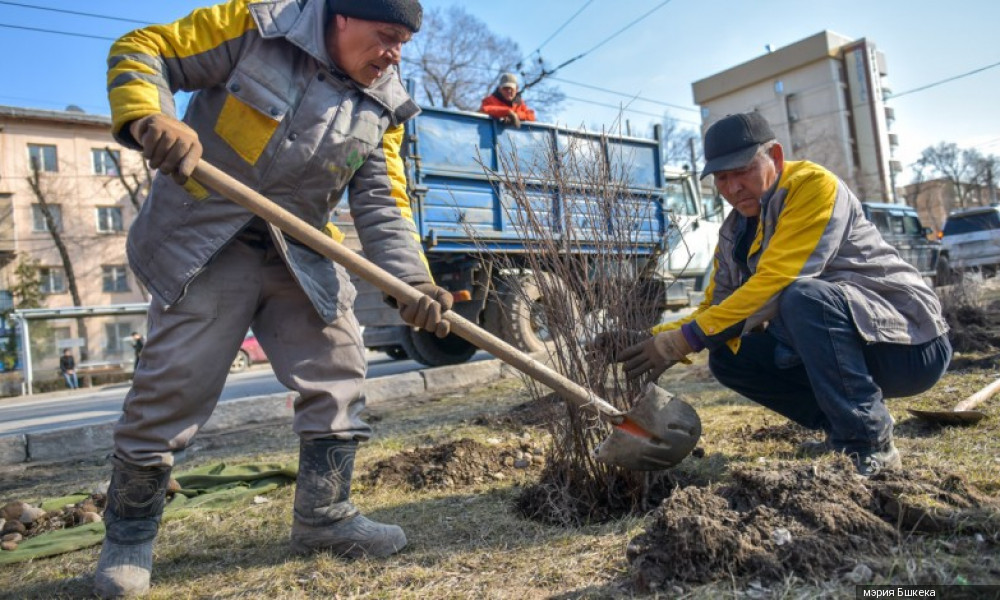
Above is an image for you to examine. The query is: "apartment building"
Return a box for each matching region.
[692,31,900,201]
[0,105,148,372]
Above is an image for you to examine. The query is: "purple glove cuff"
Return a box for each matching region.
[680,323,706,352]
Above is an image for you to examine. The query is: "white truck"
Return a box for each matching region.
[655,167,726,299]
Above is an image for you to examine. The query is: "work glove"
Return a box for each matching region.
[587,329,648,362]
[503,112,521,128]
[399,283,454,338]
[130,114,203,185]
[619,328,692,381]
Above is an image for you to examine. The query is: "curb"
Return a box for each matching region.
[0,358,518,467]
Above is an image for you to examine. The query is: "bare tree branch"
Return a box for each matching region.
[402,6,564,116]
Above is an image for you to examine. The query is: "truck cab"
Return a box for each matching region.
[657,167,726,294]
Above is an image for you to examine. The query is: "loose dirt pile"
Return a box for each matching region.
[471,394,566,430]
[361,438,544,490]
[626,458,1000,591]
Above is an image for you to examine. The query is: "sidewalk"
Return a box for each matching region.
[0,358,524,467]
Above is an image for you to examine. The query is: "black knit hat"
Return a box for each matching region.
[700,112,776,179]
[327,0,423,32]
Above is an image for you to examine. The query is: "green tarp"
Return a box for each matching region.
[0,461,297,565]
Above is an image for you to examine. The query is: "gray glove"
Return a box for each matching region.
[619,329,693,381]
[503,112,521,128]
[399,283,454,338]
[588,330,648,362]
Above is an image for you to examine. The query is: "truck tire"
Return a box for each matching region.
[384,345,408,360]
[230,350,250,373]
[935,255,955,286]
[484,272,579,354]
[400,329,477,367]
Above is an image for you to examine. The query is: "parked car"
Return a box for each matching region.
[861,202,942,285]
[938,205,1000,282]
[230,331,268,373]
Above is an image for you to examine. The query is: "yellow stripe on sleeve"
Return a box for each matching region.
[381,124,432,277]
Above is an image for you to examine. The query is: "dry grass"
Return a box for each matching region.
[2,355,999,598]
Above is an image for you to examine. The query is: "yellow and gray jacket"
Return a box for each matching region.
[107,0,428,322]
[653,160,948,351]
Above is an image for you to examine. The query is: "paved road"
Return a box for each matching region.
[0,351,491,436]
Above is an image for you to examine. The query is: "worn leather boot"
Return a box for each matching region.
[94,457,171,599]
[290,438,406,558]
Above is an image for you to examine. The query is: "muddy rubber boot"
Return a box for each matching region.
[93,458,171,599]
[290,438,406,558]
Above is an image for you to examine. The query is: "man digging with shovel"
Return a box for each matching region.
[606,112,952,477]
[97,0,448,596]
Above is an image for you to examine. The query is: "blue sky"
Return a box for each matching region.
[1,0,997,179]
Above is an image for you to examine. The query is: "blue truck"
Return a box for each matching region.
[334,106,700,366]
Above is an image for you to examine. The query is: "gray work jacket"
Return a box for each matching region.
[108,0,428,322]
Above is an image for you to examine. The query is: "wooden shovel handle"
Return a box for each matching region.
[191,161,623,422]
[953,376,1000,412]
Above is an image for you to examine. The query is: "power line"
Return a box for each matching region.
[563,94,700,126]
[528,0,595,57]
[573,0,674,62]
[550,76,698,113]
[0,1,150,25]
[0,22,116,41]
[520,0,675,93]
[889,59,1000,100]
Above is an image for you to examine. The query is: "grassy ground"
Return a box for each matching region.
[2,348,999,599]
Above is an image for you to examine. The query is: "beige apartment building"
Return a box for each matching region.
[692,31,900,201]
[0,105,148,377]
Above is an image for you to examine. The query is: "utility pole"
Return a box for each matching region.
[688,137,698,174]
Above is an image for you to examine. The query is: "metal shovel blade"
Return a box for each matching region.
[906,408,987,426]
[595,383,702,471]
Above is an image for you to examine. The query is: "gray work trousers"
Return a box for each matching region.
[114,234,370,467]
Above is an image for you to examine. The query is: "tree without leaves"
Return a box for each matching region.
[915,142,989,209]
[26,162,89,361]
[103,146,150,212]
[658,112,701,170]
[401,6,563,116]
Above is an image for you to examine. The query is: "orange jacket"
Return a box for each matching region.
[479,92,536,122]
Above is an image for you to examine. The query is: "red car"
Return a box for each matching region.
[230,332,269,373]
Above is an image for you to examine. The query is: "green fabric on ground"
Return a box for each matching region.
[0,461,296,565]
[0,522,105,565]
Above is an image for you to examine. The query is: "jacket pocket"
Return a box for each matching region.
[215,72,289,165]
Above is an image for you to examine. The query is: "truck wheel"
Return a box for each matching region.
[935,256,955,286]
[400,329,477,367]
[230,350,250,373]
[385,345,408,360]
[485,272,579,354]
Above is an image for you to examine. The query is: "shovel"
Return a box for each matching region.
[191,160,701,471]
[907,375,1000,426]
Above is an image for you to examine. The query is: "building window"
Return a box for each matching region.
[105,322,132,353]
[39,267,66,294]
[96,206,123,232]
[92,148,121,176]
[28,144,58,172]
[32,204,63,232]
[102,265,130,293]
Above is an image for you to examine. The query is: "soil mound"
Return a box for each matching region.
[627,458,1000,590]
[945,302,1000,354]
[361,438,543,490]
[472,393,566,430]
